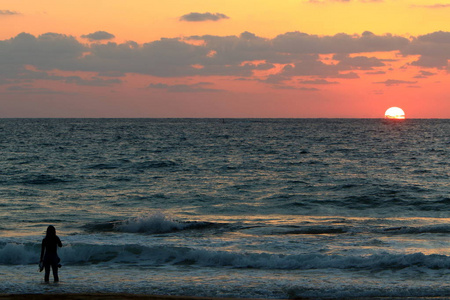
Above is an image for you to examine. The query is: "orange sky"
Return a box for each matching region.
[1,0,450,117]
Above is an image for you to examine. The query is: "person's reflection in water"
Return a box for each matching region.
[40,225,62,282]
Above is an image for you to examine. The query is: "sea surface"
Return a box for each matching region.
[0,118,449,299]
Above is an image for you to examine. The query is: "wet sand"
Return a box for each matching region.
[1,294,448,300]
[0,295,295,300]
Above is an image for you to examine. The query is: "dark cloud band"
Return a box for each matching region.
[81,31,115,41]
[0,30,449,87]
[0,10,19,15]
[180,12,229,22]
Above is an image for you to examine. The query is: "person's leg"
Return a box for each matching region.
[51,263,59,282]
[44,264,50,282]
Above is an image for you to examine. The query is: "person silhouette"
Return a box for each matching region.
[40,225,62,282]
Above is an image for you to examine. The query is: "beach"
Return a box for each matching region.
[0,295,295,300]
[2,294,450,300]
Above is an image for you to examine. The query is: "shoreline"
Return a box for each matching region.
[1,294,449,300]
[0,295,295,300]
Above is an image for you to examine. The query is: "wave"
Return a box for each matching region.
[1,241,449,271]
[130,160,178,169]
[83,213,220,234]
[382,224,450,234]
[286,225,450,236]
[277,224,450,235]
[19,174,71,185]
[87,163,121,170]
[277,194,450,212]
[274,226,349,235]
[83,213,450,237]
[86,160,178,171]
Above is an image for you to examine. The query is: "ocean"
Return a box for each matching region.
[0,118,449,299]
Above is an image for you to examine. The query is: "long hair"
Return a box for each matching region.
[46,225,56,238]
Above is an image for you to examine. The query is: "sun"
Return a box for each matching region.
[384,107,405,119]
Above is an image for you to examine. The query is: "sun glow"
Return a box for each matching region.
[384,107,405,119]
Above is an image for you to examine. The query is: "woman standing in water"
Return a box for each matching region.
[40,225,62,282]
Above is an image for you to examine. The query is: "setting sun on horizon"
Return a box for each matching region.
[385,107,406,120]
[0,0,449,118]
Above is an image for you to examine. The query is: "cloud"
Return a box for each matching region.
[85,38,209,77]
[298,87,320,91]
[82,33,278,77]
[0,32,85,70]
[0,67,122,87]
[0,31,409,80]
[148,82,223,92]
[413,70,436,78]
[278,54,372,78]
[272,31,409,54]
[97,71,126,77]
[188,31,275,64]
[413,54,450,68]
[64,76,122,86]
[272,84,320,91]
[81,31,115,41]
[417,31,450,43]
[0,10,19,15]
[298,79,339,84]
[374,79,418,86]
[307,0,383,3]
[402,31,450,68]
[180,12,229,22]
[334,54,385,70]
[324,72,360,79]
[419,70,436,76]
[307,0,350,3]
[5,84,76,95]
[259,74,289,84]
[1,30,448,91]
[366,71,386,75]
[411,4,450,9]
[281,56,343,77]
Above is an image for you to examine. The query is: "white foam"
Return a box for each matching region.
[2,240,449,272]
[0,243,36,265]
[115,212,187,234]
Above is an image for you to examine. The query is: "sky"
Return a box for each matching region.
[1,0,450,118]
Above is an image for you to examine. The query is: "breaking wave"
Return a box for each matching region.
[83,213,220,234]
[1,241,449,271]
